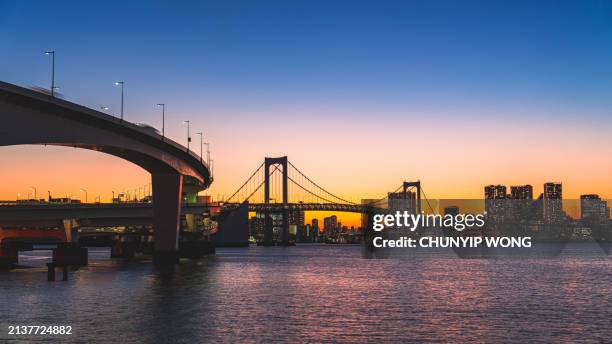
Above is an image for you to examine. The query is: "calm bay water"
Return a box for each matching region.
[1,244,611,343]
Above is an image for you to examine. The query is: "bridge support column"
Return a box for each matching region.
[63,219,79,243]
[0,241,19,270]
[185,214,196,232]
[152,172,183,266]
[110,235,136,259]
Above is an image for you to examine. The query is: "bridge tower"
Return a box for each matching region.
[403,181,421,214]
[263,156,289,246]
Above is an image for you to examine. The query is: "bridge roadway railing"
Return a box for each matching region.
[221,202,388,214]
[0,202,214,222]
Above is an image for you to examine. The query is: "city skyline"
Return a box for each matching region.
[2,3,612,343]
[2,0,612,228]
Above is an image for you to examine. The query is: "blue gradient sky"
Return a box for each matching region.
[1,0,612,213]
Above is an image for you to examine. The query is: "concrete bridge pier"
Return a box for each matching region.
[52,219,88,268]
[62,219,79,243]
[185,214,197,232]
[152,173,183,266]
[110,235,138,259]
[0,241,19,270]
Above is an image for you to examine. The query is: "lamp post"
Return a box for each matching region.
[30,186,37,200]
[210,159,214,178]
[156,103,165,138]
[80,188,88,203]
[44,50,55,97]
[196,132,203,162]
[183,120,191,152]
[204,142,210,167]
[114,81,124,121]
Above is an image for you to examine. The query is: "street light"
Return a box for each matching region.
[183,120,191,152]
[204,142,210,167]
[195,132,203,162]
[156,104,165,138]
[80,188,88,203]
[210,159,214,178]
[30,186,37,200]
[114,81,124,121]
[44,50,56,97]
[100,106,109,111]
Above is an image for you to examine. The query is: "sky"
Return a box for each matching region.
[1,0,612,227]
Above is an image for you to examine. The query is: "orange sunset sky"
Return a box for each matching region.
[1,114,610,227]
[2,1,612,228]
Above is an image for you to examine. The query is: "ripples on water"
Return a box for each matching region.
[0,244,611,343]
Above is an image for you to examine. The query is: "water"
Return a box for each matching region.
[1,244,611,343]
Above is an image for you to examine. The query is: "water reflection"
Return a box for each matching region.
[0,245,610,343]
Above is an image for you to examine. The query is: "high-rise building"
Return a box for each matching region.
[485,185,508,223]
[581,194,610,224]
[288,210,305,227]
[388,190,417,213]
[311,218,319,230]
[485,185,507,199]
[509,185,533,221]
[323,215,338,234]
[510,185,533,200]
[249,213,266,237]
[543,183,562,199]
[297,224,311,242]
[543,182,563,223]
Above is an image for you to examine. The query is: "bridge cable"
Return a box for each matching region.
[226,162,265,203]
[366,184,404,207]
[243,164,282,204]
[419,185,437,214]
[287,160,357,205]
[287,175,344,204]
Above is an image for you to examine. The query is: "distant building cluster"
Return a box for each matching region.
[482,182,611,240]
[248,211,361,244]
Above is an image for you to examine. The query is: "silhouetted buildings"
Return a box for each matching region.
[485,182,566,224]
[511,185,533,200]
[543,182,563,224]
[581,195,610,225]
[288,210,305,227]
[388,190,418,213]
[485,185,508,223]
[509,185,533,221]
[323,215,338,235]
[485,185,507,200]
[249,213,265,238]
[311,219,319,231]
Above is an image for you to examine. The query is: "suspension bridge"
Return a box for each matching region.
[220,156,431,245]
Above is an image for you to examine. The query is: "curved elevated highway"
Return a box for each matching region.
[0,81,212,263]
